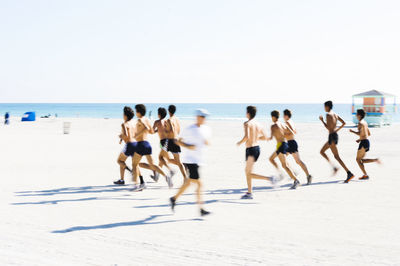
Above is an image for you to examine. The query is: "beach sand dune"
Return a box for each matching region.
[0,118,399,265]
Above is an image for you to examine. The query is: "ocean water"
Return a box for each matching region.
[0,103,399,123]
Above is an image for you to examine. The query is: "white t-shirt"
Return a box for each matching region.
[180,124,211,165]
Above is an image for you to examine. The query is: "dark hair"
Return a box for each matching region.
[246,106,257,119]
[168,105,176,115]
[357,109,366,119]
[271,110,280,119]
[158,107,167,119]
[283,109,292,118]
[123,106,134,121]
[135,104,146,116]
[324,101,333,110]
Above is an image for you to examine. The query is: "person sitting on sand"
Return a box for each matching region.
[169,109,211,216]
[283,109,312,185]
[349,109,381,182]
[237,106,277,200]
[131,104,172,191]
[319,101,355,182]
[268,110,300,189]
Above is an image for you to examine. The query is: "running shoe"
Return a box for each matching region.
[113,179,125,185]
[290,179,300,189]
[169,197,176,211]
[307,175,313,185]
[139,182,146,190]
[344,172,355,183]
[200,209,211,216]
[166,175,173,188]
[131,185,143,192]
[150,171,160,182]
[241,193,253,199]
[359,175,369,180]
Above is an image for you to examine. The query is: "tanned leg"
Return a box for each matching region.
[356,148,367,176]
[292,152,310,176]
[278,154,297,181]
[117,153,128,180]
[269,152,279,171]
[171,153,187,180]
[132,153,142,185]
[173,178,191,200]
[330,144,350,173]
[146,155,167,177]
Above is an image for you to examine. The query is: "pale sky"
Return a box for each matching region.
[0,0,399,103]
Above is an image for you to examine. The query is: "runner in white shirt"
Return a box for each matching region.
[169,109,211,216]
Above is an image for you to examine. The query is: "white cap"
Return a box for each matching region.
[195,109,210,117]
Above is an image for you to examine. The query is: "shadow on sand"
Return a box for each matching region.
[52,214,202,234]
[15,184,162,197]
[11,196,155,205]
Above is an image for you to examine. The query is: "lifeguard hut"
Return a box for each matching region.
[352,90,396,126]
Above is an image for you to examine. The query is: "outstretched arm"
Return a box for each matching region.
[176,138,196,150]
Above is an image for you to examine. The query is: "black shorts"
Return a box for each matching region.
[246,146,260,162]
[135,141,152,156]
[358,139,370,152]
[276,142,288,155]
[184,163,200,180]
[328,132,339,145]
[287,140,298,154]
[160,139,168,150]
[166,139,181,153]
[123,142,137,157]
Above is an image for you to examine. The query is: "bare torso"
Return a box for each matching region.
[121,121,136,143]
[165,116,181,139]
[284,120,296,141]
[271,122,287,143]
[358,120,369,140]
[135,117,152,141]
[326,112,338,133]
[153,119,168,140]
[245,120,263,148]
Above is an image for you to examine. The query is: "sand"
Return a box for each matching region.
[0,117,399,265]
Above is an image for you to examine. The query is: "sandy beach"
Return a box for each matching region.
[0,117,399,265]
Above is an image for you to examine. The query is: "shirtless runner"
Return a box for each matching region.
[132,104,172,191]
[237,106,277,199]
[114,106,145,185]
[268,110,300,189]
[283,109,312,185]
[163,105,187,182]
[152,107,175,185]
[319,101,355,182]
[348,109,381,182]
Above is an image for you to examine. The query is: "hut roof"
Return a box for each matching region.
[353,90,395,97]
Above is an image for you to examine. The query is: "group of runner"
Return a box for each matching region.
[115,104,211,216]
[114,101,380,214]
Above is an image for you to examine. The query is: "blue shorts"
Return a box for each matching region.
[135,141,152,156]
[123,142,137,157]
